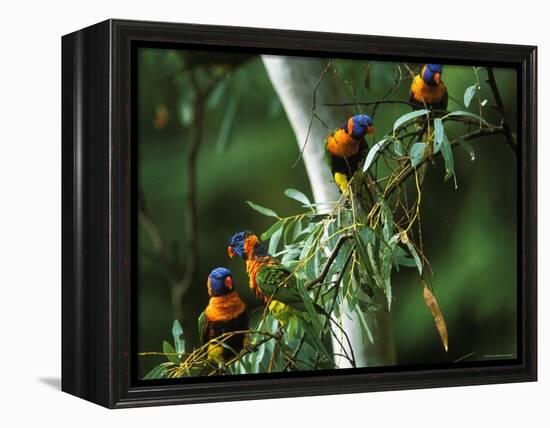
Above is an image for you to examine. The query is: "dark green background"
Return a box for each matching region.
[137,48,517,377]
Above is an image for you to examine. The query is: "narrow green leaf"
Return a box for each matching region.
[268,225,284,255]
[207,79,227,109]
[246,201,279,218]
[296,281,324,333]
[363,138,389,172]
[162,341,180,365]
[445,110,490,128]
[171,320,184,356]
[381,248,395,311]
[142,363,169,380]
[292,218,303,241]
[261,220,284,241]
[410,142,428,169]
[395,255,417,268]
[457,139,476,161]
[299,224,320,261]
[405,241,423,276]
[393,140,404,156]
[463,85,477,108]
[434,118,444,154]
[358,227,374,247]
[355,308,374,344]
[284,188,311,206]
[440,134,455,181]
[215,92,240,153]
[393,109,429,133]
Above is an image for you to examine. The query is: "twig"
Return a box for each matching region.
[486,67,517,155]
[173,72,226,317]
[385,127,506,198]
[306,235,352,290]
[283,331,307,371]
[292,60,333,168]
[324,100,417,109]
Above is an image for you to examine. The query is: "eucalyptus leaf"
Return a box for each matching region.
[445,110,490,128]
[284,188,311,206]
[457,139,476,161]
[363,138,388,172]
[440,134,455,181]
[207,79,227,109]
[410,142,428,168]
[215,93,240,153]
[246,201,279,218]
[162,341,180,365]
[380,199,393,242]
[143,363,169,380]
[261,220,284,241]
[434,118,444,154]
[405,241,423,275]
[171,320,185,356]
[292,218,303,241]
[463,85,477,108]
[296,282,324,333]
[268,225,284,255]
[355,308,374,344]
[393,109,429,133]
[393,140,404,156]
[395,255,417,268]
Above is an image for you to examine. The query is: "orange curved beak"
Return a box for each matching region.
[367,126,375,135]
[224,276,233,290]
[227,246,235,258]
[434,73,441,84]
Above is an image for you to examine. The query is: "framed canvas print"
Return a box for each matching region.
[61,19,537,408]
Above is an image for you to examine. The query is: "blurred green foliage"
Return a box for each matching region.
[137,47,517,377]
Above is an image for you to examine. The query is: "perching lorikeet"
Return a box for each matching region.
[228,231,334,363]
[325,114,374,195]
[227,231,309,324]
[198,267,249,363]
[410,64,448,111]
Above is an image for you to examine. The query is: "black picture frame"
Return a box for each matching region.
[61,19,537,408]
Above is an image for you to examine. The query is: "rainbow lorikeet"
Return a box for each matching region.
[227,231,308,324]
[198,267,249,363]
[410,64,448,111]
[325,114,374,195]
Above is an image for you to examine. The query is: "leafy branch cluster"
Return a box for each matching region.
[140,62,516,378]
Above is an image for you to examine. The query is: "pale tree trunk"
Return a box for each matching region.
[262,55,396,368]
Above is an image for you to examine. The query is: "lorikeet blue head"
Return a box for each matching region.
[347,114,374,140]
[207,267,234,297]
[421,64,443,86]
[228,230,268,260]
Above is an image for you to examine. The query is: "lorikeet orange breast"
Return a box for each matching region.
[198,267,249,361]
[228,232,331,357]
[228,232,305,317]
[325,115,373,194]
[410,64,448,111]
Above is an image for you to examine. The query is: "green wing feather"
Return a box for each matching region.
[255,263,305,310]
[197,311,207,344]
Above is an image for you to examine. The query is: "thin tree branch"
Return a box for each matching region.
[324,100,417,109]
[385,127,506,198]
[292,60,333,168]
[306,234,352,290]
[486,67,517,155]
